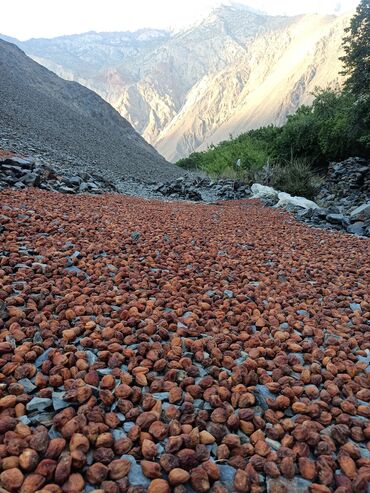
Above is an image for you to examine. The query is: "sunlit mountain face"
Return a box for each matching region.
[6,4,351,161]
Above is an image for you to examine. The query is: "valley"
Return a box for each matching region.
[5,5,351,161]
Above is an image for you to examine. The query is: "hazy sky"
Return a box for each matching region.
[0,0,359,40]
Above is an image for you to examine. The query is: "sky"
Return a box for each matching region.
[0,0,359,40]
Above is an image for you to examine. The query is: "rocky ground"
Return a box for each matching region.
[0,188,369,493]
[0,152,250,202]
[2,152,369,239]
[0,152,117,195]
[156,159,370,238]
[300,158,370,237]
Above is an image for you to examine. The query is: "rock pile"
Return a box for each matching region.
[317,157,370,211]
[250,158,370,238]
[299,157,370,237]
[155,176,251,202]
[0,189,369,493]
[295,204,370,237]
[0,38,183,184]
[0,153,117,194]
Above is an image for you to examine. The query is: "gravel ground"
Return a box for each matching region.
[0,189,369,493]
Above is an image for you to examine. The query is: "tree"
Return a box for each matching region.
[340,0,370,96]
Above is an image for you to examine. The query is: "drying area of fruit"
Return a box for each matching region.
[0,189,369,493]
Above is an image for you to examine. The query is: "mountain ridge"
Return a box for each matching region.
[1,5,352,161]
[0,38,182,182]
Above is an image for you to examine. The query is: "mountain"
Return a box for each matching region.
[0,39,182,182]
[4,5,351,161]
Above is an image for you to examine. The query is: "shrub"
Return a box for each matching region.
[177,134,270,175]
[259,159,322,199]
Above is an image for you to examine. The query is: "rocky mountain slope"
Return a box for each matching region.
[0,39,182,182]
[6,5,351,161]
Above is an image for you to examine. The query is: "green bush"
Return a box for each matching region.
[273,105,322,163]
[177,134,270,175]
[263,159,322,199]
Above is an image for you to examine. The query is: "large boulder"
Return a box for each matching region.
[276,192,319,210]
[251,183,279,199]
[350,203,370,219]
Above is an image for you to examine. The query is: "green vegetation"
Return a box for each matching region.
[341,0,370,96]
[177,1,370,198]
[254,159,323,199]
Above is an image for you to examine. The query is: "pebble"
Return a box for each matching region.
[350,302,362,312]
[26,397,52,412]
[218,464,236,489]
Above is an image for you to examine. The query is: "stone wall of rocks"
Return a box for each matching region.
[317,157,369,210]
[0,153,117,195]
[298,158,370,237]
[155,177,251,202]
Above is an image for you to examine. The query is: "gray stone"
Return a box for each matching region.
[123,422,135,433]
[52,392,70,410]
[65,176,82,186]
[30,412,54,426]
[267,477,311,493]
[296,310,309,317]
[291,352,305,365]
[206,290,216,298]
[20,173,38,186]
[120,456,150,487]
[350,203,370,218]
[182,311,193,319]
[97,368,113,375]
[18,415,31,425]
[64,266,88,277]
[152,392,170,401]
[224,290,234,298]
[112,428,126,440]
[254,384,276,410]
[85,485,98,493]
[128,462,150,488]
[86,350,97,365]
[218,464,236,490]
[0,300,7,319]
[18,378,37,393]
[131,231,141,242]
[26,397,52,412]
[58,186,76,194]
[234,352,249,365]
[326,213,346,225]
[358,445,370,459]
[193,399,204,409]
[347,222,365,235]
[350,303,362,312]
[86,450,94,466]
[35,348,52,368]
[266,438,281,450]
[48,426,62,439]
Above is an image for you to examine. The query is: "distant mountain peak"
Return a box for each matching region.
[7,10,350,162]
[213,1,266,15]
